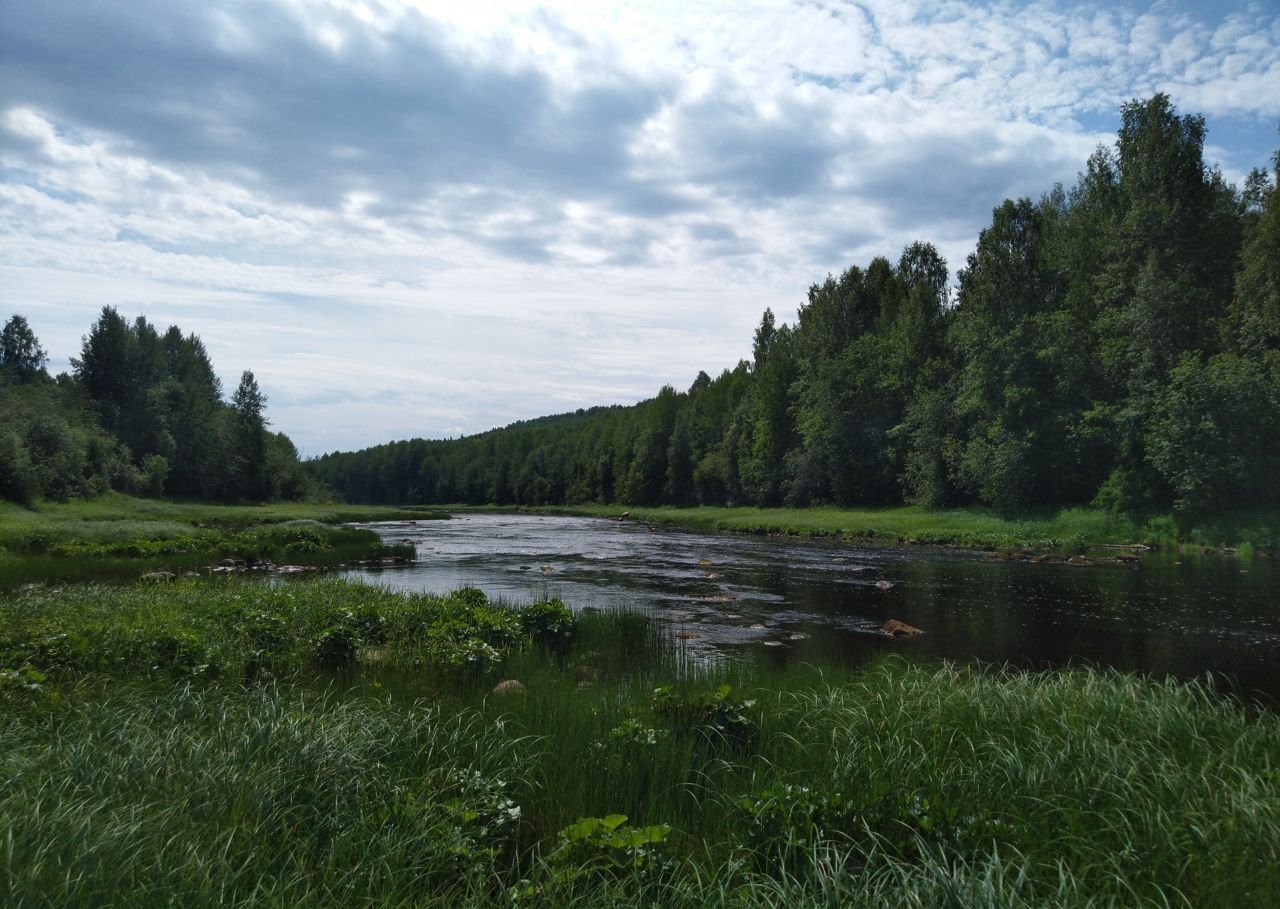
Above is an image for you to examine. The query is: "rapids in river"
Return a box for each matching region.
[345,513,1279,704]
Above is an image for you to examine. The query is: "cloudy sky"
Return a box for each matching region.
[2,0,1277,455]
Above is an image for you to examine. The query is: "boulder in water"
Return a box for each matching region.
[881,619,923,637]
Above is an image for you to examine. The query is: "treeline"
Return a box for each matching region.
[314,96,1280,521]
[0,307,311,505]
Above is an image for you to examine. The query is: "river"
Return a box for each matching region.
[344,513,1279,705]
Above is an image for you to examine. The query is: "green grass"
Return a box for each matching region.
[2,577,1277,907]
[0,494,440,585]
[523,504,1141,551]
[0,577,566,685]
[0,492,449,529]
[520,503,1280,552]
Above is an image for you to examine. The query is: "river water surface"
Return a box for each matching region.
[344,513,1278,704]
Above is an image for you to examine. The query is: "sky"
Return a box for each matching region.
[2,0,1278,456]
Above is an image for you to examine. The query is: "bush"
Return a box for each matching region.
[519,598,576,646]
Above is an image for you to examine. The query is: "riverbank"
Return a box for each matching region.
[3,577,1276,908]
[0,494,446,586]
[509,504,1279,554]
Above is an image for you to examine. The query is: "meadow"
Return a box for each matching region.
[3,575,1277,908]
[0,495,442,585]
[537,503,1280,554]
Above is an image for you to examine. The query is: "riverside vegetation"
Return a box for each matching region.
[517,502,1280,553]
[3,575,1278,908]
[0,495,444,586]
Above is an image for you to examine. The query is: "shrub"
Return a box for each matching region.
[519,598,576,646]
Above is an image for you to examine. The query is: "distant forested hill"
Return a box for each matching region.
[0,308,312,504]
[312,95,1280,521]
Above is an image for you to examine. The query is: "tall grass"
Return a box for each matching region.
[2,577,1277,907]
[2,683,527,907]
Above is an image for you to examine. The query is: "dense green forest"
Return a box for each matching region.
[314,96,1279,521]
[0,307,311,505]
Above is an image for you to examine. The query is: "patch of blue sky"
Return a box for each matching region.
[112,228,189,253]
[0,167,91,204]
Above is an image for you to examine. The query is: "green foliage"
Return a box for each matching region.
[734,781,1004,878]
[557,503,1156,551]
[0,428,37,505]
[2,684,526,905]
[733,784,862,872]
[0,314,47,383]
[2,610,1277,909]
[231,369,270,501]
[313,96,1276,529]
[0,578,547,684]
[518,598,577,647]
[0,662,47,697]
[0,308,311,506]
[595,717,667,750]
[538,814,673,887]
[0,514,398,583]
[0,496,447,584]
[1234,152,1280,352]
[1147,351,1280,517]
[651,682,757,750]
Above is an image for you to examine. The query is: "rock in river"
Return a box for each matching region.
[881,619,923,637]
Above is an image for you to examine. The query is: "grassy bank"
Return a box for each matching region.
[523,503,1280,553]
[3,577,1277,907]
[0,494,444,586]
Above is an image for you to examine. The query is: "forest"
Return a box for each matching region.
[0,307,312,505]
[5,96,1278,520]
[312,96,1280,523]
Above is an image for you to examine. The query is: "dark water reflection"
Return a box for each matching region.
[344,514,1279,705]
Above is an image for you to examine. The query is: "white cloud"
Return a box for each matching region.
[1,0,1277,454]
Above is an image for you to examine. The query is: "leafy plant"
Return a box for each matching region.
[518,598,576,647]
[735,780,1005,875]
[527,813,673,894]
[735,784,862,872]
[312,625,357,667]
[0,663,46,696]
[429,770,523,884]
[651,683,757,750]
[595,717,667,750]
